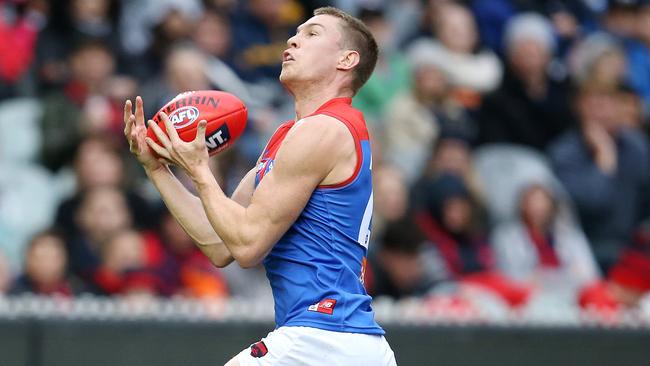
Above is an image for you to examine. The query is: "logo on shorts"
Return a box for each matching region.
[250,340,268,358]
[307,298,337,315]
[169,106,199,129]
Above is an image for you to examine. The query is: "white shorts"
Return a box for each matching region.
[233,326,397,366]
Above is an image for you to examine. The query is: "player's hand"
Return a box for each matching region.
[124,96,164,172]
[145,111,210,178]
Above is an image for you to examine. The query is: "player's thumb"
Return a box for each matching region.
[195,120,208,145]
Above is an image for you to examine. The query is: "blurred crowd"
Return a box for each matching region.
[0,0,650,318]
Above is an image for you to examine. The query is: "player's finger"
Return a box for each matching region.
[123,99,132,124]
[145,137,171,160]
[193,120,207,146]
[147,120,172,150]
[160,112,180,142]
[135,96,145,127]
[124,113,135,136]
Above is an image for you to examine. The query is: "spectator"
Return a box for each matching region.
[383,41,476,183]
[478,13,574,151]
[579,221,650,311]
[54,136,157,236]
[93,229,162,296]
[194,9,255,107]
[409,2,502,109]
[36,0,121,89]
[491,183,600,299]
[9,230,74,297]
[415,173,530,307]
[0,0,47,99]
[353,7,411,125]
[155,212,229,299]
[39,40,133,171]
[412,136,483,206]
[416,173,492,277]
[365,215,445,299]
[141,0,204,79]
[228,0,300,131]
[229,0,299,83]
[141,44,213,118]
[117,0,203,79]
[67,186,133,289]
[548,84,650,270]
[569,32,627,91]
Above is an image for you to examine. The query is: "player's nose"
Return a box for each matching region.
[286,34,298,48]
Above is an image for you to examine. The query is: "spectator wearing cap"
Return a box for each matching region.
[548,84,650,271]
[382,39,476,184]
[569,32,627,91]
[478,13,574,151]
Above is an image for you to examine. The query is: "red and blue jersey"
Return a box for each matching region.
[255,97,383,335]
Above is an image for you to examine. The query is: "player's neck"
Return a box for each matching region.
[293,87,352,120]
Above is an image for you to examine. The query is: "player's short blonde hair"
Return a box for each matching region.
[314,7,378,94]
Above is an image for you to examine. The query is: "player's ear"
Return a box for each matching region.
[337,50,360,71]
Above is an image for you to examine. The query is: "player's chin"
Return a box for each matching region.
[279,69,294,83]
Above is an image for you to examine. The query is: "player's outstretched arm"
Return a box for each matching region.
[124,97,251,268]
[146,113,354,268]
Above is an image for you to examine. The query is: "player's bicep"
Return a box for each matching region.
[245,118,344,251]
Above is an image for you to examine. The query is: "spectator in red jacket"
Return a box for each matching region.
[416,173,531,307]
[93,228,162,296]
[0,0,47,99]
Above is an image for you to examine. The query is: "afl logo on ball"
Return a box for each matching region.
[169,106,199,129]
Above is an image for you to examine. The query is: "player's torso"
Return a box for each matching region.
[254,97,383,334]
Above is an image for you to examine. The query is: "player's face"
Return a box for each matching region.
[280,15,345,86]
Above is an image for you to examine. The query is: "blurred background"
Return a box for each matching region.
[1,0,650,365]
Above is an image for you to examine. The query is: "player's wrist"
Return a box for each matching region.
[191,164,215,187]
[144,163,169,177]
